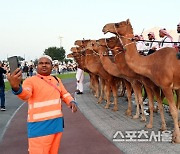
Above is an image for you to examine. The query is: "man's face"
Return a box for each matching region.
[134,36,140,41]
[37,58,52,76]
[148,34,153,40]
[177,26,180,33]
[159,31,164,38]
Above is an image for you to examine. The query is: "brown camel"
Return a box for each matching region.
[72,41,119,111]
[70,45,114,110]
[70,47,100,98]
[102,19,180,143]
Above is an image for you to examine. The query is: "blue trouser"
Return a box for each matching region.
[0,86,5,108]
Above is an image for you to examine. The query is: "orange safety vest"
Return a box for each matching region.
[17,74,74,122]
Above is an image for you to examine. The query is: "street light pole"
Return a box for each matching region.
[59,36,63,48]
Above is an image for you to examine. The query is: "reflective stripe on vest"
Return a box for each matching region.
[33,99,61,108]
[28,98,62,122]
[33,110,62,120]
[63,93,71,99]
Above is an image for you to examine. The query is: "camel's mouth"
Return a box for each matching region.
[103,30,109,34]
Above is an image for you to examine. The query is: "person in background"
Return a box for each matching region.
[29,65,34,77]
[176,22,180,59]
[0,61,7,111]
[22,63,29,79]
[134,34,148,55]
[177,22,180,41]
[7,55,78,154]
[146,32,159,55]
[76,67,84,94]
[159,28,173,49]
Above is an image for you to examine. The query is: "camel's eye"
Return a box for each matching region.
[115,23,119,28]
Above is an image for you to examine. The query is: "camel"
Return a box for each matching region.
[102,19,180,143]
[86,38,167,131]
[71,45,119,111]
[72,41,120,111]
[70,47,100,98]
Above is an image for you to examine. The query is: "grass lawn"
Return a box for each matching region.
[5,82,11,91]
[56,72,76,79]
[4,72,77,91]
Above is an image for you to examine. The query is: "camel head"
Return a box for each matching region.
[102,19,133,36]
[67,53,74,58]
[71,46,86,57]
[70,47,85,69]
[70,46,84,53]
[74,39,91,47]
[86,40,99,51]
[86,39,111,56]
[97,37,124,55]
[98,37,122,49]
[70,47,78,53]
[70,47,79,58]
[74,40,83,46]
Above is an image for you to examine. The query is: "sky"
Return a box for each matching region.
[0,0,179,61]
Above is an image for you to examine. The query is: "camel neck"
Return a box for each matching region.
[99,52,121,77]
[122,38,151,76]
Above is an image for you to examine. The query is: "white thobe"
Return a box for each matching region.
[159,36,173,49]
[76,68,84,92]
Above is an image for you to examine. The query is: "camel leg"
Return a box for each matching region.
[154,88,167,131]
[175,90,180,128]
[124,81,132,116]
[138,85,146,122]
[132,83,140,119]
[163,88,180,143]
[93,75,99,98]
[90,75,97,97]
[175,89,180,131]
[119,79,126,97]
[89,75,93,92]
[175,89,180,110]
[104,82,111,109]
[111,81,118,111]
[145,87,154,129]
[97,78,104,104]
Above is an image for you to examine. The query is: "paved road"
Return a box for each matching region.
[77,82,180,154]
[0,78,122,154]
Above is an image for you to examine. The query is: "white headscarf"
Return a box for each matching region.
[159,29,173,42]
[39,55,52,62]
[148,32,155,39]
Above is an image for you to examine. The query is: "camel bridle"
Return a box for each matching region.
[104,38,124,59]
[113,23,135,50]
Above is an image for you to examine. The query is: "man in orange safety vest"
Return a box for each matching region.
[7,55,78,154]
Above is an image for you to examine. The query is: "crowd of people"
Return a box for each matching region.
[134,23,180,56]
